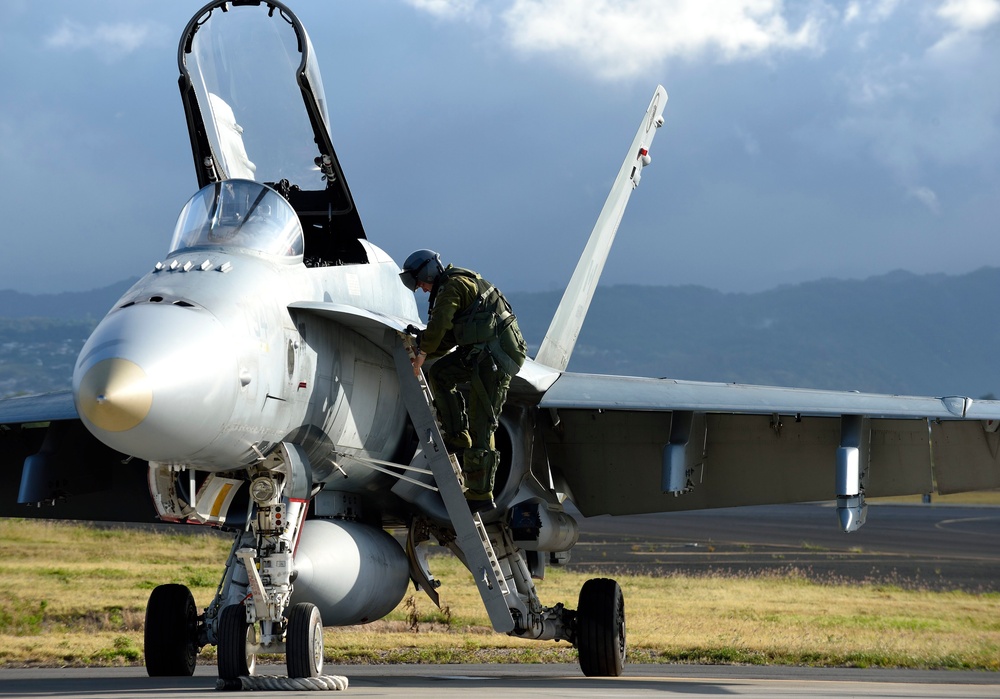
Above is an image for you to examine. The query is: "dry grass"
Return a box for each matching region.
[871,489,1000,506]
[0,519,226,666]
[1,519,998,669]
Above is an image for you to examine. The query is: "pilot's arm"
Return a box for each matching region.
[419,280,466,358]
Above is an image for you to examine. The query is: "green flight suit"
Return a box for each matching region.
[419,266,527,500]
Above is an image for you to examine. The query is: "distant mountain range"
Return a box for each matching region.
[0,280,137,321]
[509,267,1000,398]
[2,269,999,399]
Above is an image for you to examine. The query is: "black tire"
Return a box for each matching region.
[286,603,324,678]
[576,577,626,677]
[144,584,199,677]
[217,604,256,680]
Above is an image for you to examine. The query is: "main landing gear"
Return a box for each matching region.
[411,513,627,677]
[575,578,626,677]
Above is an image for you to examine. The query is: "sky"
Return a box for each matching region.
[0,0,998,296]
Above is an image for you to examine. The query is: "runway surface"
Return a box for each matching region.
[0,665,997,699]
[569,502,1000,591]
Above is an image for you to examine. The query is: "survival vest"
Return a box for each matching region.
[437,267,525,375]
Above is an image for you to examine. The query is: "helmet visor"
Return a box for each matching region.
[399,270,418,291]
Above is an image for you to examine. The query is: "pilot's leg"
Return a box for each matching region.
[464,358,513,500]
[427,351,472,452]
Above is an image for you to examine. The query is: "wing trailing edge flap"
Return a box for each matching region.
[540,373,1000,517]
[930,420,1000,494]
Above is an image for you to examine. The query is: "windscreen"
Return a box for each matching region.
[169,180,304,257]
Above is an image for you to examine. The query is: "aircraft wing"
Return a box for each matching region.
[539,372,1000,517]
[0,390,78,423]
[0,391,160,522]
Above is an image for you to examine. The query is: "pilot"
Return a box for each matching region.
[399,249,527,511]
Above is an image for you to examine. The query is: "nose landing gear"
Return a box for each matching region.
[144,583,201,677]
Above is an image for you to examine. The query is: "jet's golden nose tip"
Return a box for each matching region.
[77,358,152,432]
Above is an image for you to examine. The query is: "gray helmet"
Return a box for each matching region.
[399,249,443,291]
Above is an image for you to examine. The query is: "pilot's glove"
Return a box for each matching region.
[405,324,421,337]
[411,349,427,377]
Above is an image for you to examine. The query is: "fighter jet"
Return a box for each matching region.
[2,0,999,683]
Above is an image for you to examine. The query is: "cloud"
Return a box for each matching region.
[402,0,828,80]
[829,0,999,186]
[403,0,480,19]
[930,0,1000,54]
[844,2,862,24]
[734,125,761,155]
[843,0,902,25]
[870,0,903,22]
[937,0,1000,31]
[908,185,941,214]
[499,0,826,79]
[44,19,161,57]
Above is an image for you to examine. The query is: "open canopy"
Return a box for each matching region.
[178,0,367,265]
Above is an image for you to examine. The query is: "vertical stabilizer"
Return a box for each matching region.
[534,86,668,371]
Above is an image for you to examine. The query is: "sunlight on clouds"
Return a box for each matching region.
[499,0,824,80]
[930,0,1000,54]
[937,0,1000,31]
[45,19,160,56]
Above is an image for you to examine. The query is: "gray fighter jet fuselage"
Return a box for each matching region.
[74,183,415,499]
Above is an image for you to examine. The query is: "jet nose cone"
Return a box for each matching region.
[77,358,153,432]
[73,303,240,463]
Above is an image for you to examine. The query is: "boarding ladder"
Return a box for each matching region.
[392,335,521,633]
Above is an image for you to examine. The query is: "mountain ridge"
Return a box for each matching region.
[2,268,998,399]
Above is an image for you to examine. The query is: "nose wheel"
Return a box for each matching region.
[575,577,626,677]
[217,604,257,680]
[144,584,200,677]
[286,602,325,678]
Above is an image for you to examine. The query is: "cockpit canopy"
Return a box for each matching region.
[177,0,367,266]
[169,180,304,258]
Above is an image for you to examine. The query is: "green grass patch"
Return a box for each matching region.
[0,519,998,670]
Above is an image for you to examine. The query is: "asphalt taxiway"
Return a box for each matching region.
[0,665,997,699]
[570,501,1000,591]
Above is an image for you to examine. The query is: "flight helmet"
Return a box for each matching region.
[399,249,444,291]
